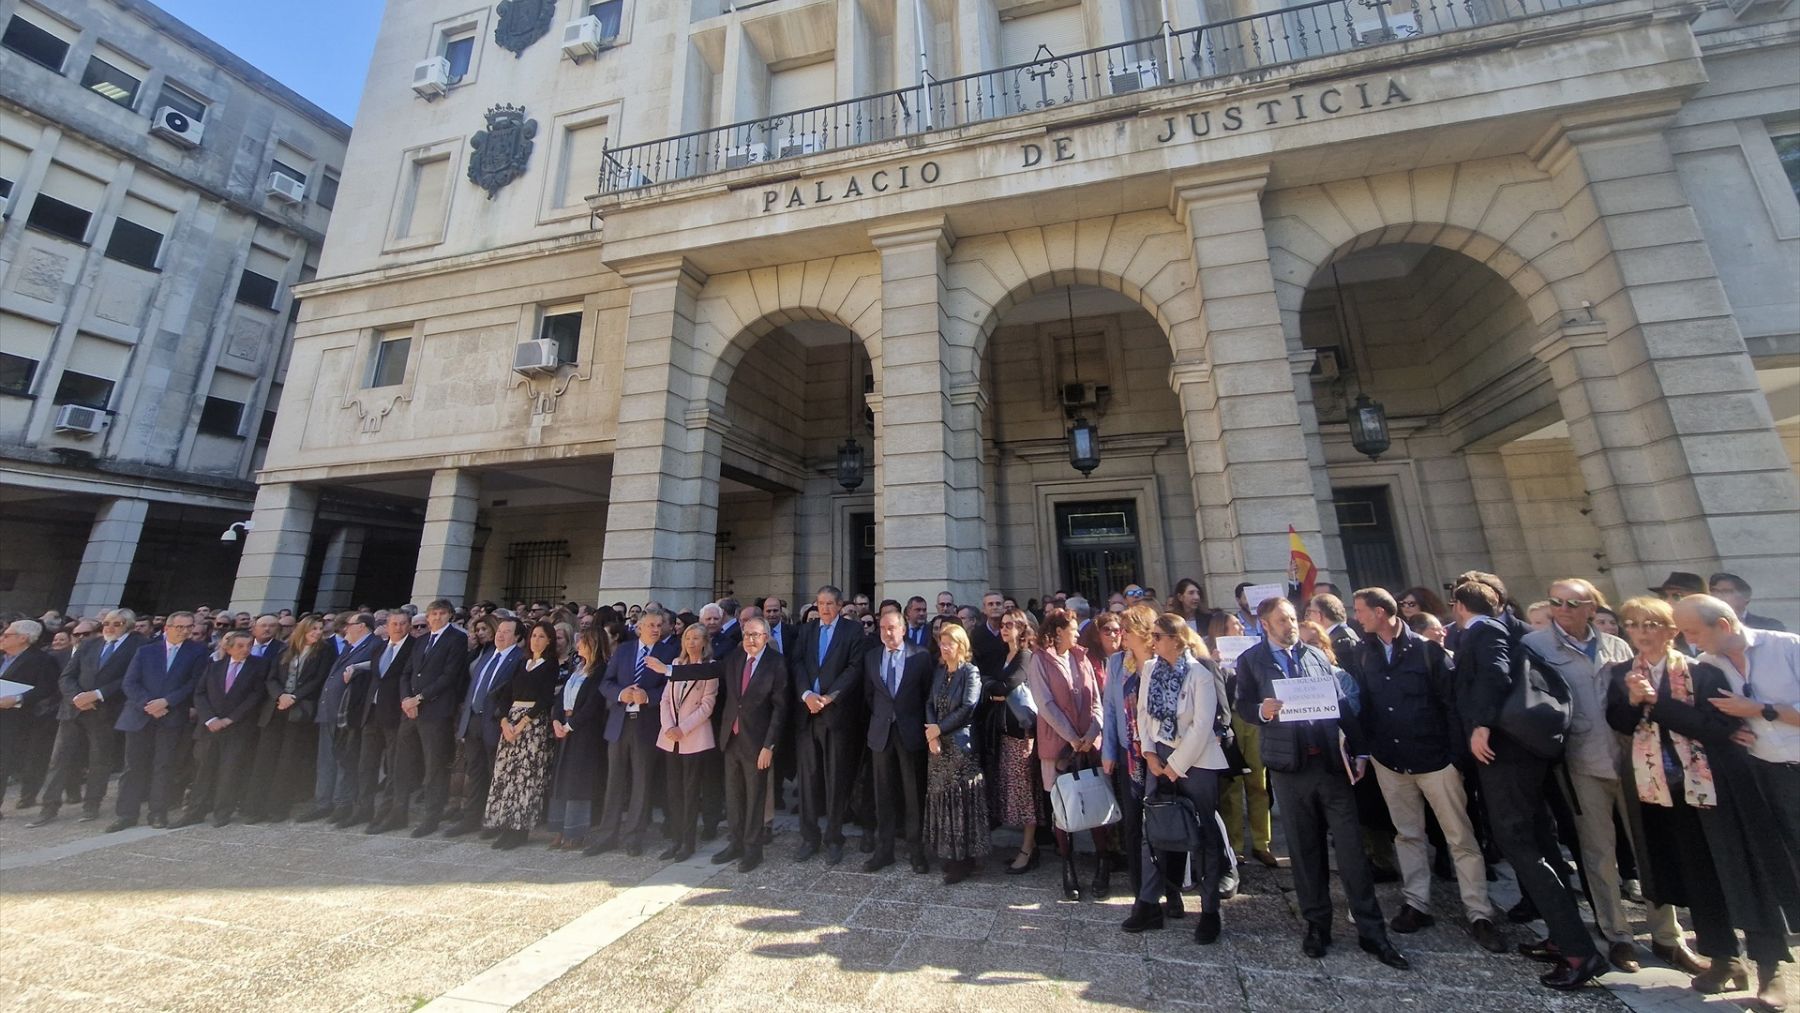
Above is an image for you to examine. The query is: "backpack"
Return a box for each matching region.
[1494,619,1574,760]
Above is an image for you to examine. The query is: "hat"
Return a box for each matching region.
[1649,571,1704,595]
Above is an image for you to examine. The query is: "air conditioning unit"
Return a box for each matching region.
[561,16,616,59]
[778,133,825,159]
[265,170,306,204]
[150,105,204,147]
[1353,9,1420,44]
[723,142,768,170]
[512,338,561,374]
[1108,61,1160,95]
[608,166,653,190]
[1061,381,1103,409]
[54,403,110,436]
[412,56,451,98]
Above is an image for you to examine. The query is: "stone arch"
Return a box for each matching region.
[688,253,885,410]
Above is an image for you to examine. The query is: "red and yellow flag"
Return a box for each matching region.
[1288,526,1317,602]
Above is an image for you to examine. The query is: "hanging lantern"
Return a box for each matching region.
[836,436,865,491]
[1068,416,1101,476]
[1348,393,1391,461]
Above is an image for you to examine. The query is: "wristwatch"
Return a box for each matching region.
[1763,703,1780,722]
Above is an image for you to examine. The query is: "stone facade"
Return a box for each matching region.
[236,0,1799,623]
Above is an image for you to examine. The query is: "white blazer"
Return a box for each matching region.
[1135,652,1228,776]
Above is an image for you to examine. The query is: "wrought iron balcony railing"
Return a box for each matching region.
[599,0,1601,195]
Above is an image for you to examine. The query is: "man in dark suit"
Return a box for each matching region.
[760,597,797,657]
[298,613,376,823]
[1235,596,1408,971]
[588,608,678,856]
[712,617,790,872]
[969,591,1008,685]
[111,612,208,830]
[248,614,287,667]
[173,632,269,827]
[1308,594,1363,676]
[790,585,868,865]
[863,610,933,873]
[1452,576,1603,989]
[355,612,416,829]
[445,616,524,837]
[29,609,145,826]
[0,620,61,819]
[380,599,467,838]
[903,596,934,653]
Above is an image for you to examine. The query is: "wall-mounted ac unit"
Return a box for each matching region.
[513,338,561,374]
[723,142,768,170]
[561,16,616,60]
[1352,8,1420,45]
[412,56,451,98]
[1108,61,1159,95]
[265,170,306,204]
[1061,381,1103,409]
[54,403,110,436]
[778,133,825,159]
[150,105,204,147]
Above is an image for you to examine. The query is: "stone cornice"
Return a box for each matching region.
[1168,164,1272,218]
[867,216,956,255]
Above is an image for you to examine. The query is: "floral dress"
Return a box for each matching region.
[484,658,555,831]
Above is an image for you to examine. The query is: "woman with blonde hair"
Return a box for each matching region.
[1105,603,1188,931]
[924,624,989,884]
[649,623,720,861]
[244,615,337,822]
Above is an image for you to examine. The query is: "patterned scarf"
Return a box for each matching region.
[1146,654,1188,743]
[1121,671,1143,787]
[1629,652,1717,809]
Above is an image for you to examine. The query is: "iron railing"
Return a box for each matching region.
[599,0,1602,194]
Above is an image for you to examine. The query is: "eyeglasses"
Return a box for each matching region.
[1548,597,1594,608]
[1620,620,1672,631]
[1125,589,1147,598]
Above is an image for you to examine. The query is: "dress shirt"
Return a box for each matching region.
[1701,627,1800,765]
[0,652,15,678]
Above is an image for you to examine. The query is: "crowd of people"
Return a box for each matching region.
[0,569,1794,1007]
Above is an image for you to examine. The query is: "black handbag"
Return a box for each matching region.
[1498,638,1573,760]
[1142,785,1204,852]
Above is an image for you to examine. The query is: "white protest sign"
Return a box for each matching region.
[1243,584,1285,615]
[1213,636,1259,669]
[1273,675,1340,722]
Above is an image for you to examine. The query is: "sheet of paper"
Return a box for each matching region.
[0,678,34,699]
[1213,636,1260,669]
[1273,675,1340,722]
[1243,583,1285,615]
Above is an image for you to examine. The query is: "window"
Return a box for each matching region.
[256,408,277,444]
[588,0,624,38]
[1775,133,1800,205]
[156,83,207,121]
[370,334,410,387]
[443,33,474,82]
[104,218,163,270]
[81,52,142,108]
[53,370,114,409]
[1,12,70,72]
[540,309,582,363]
[270,158,308,186]
[235,270,280,309]
[197,396,244,436]
[0,177,12,203]
[316,170,340,210]
[0,352,37,395]
[25,193,90,242]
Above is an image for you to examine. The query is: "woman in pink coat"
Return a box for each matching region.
[1028,608,1112,902]
[650,624,719,861]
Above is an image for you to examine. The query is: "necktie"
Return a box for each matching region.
[1288,648,1303,675]
[734,654,756,735]
[474,650,502,713]
[887,652,900,697]
[773,626,783,652]
[628,645,648,712]
[814,623,833,694]
[167,645,178,670]
[101,640,116,664]
[225,661,241,693]
[381,643,397,676]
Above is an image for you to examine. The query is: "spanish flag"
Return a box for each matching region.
[1288,526,1317,602]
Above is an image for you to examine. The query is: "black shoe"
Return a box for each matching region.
[673,843,695,862]
[366,813,404,835]
[858,835,875,854]
[1506,897,1539,924]
[658,845,682,861]
[1390,904,1436,934]
[1470,918,1507,954]
[1372,865,1402,884]
[1091,861,1112,901]
[1121,903,1165,934]
[942,859,971,885]
[479,827,501,840]
[1518,938,1563,963]
[148,813,169,829]
[584,836,618,856]
[241,811,267,825]
[442,819,481,839]
[758,825,773,846]
[1195,911,1222,945]
[862,851,895,873]
[170,812,205,829]
[212,813,233,828]
[1005,849,1040,875]
[493,829,527,850]
[624,841,644,858]
[825,842,844,866]
[700,823,720,842]
[25,809,58,828]
[1303,925,1331,958]
[77,811,101,823]
[335,807,369,828]
[738,851,763,873]
[712,845,744,865]
[910,854,930,875]
[793,841,819,862]
[1163,895,1186,920]
[1541,954,1607,990]
[105,817,138,833]
[1060,856,1082,902]
[1360,937,1411,970]
[410,820,440,839]
[296,806,333,824]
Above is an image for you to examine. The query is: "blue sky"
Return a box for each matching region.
[156,0,382,124]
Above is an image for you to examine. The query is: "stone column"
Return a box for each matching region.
[596,258,720,608]
[229,482,317,613]
[1172,169,1333,604]
[66,497,149,617]
[869,218,987,606]
[312,525,365,612]
[1537,115,1799,619]
[411,469,478,607]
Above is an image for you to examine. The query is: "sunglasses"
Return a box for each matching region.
[1125,590,1147,598]
[1398,599,1419,609]
[1621,620,1671,631]
[1548,597,1594,608]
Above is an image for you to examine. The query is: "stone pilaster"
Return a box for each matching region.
[1172,169,1332,603]
[66,497,149,617]
[229,483,317,613]
[411,469,479,607]
[312,525,365,611]
[869,218,986,606]
[1463,449,1535,598]
[596,258,719,608]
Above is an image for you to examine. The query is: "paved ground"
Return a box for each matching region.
[1,803,1789,1012]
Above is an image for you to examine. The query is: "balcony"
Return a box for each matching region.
[598,0,1603,195]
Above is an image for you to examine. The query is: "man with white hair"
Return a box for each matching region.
[29,609,145,827]
[699,603,731,658]
[0,620,59,818]
[1066,595,1092,631]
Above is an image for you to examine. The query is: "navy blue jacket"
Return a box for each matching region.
[1233,639,1363,774]
[116,640,209,733]
[600,638,678,743]
[1352,626,1457,774]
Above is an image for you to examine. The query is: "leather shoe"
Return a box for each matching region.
[1390,904,1435,934]
[1652,940,1708,976]
[442,819,481,839]
[295,806,333,824]
[1518,938,1563,963]
[825,843,844,866]
[148,813,169,829]
[583,836,617,856]
[1469,918,1507,954]
[1121,903,1165,933]
[105,817,138,833]
[737,851,763,873]
[25,809,58,828]
[1360,937,1411,970]
[77,811,100,823]
[1541,954,1607,990]
[910,854,930,875]
[1195,911,1222,945]
[479,827,501,840]
[711,845,744,865]
[793,840,819,862]
[1162,895,1185,920]
[1302,925,1330,958]
[858,835,875,854]
[658,844,683,861]
[1690,955,1749,994]
[862,852,894,873]
[410,820,440,839]
[1251,848,1280,868]
[212,813,233,828]
[624,841,644,857]
[1608,941,1642,973]
[1507,897,1539,924]
[170,812,205,829]
[366,813,405,835]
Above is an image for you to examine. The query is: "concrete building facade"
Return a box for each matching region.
[0,0,356,616]
[233,0,1800,623]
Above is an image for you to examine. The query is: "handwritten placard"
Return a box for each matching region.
[1274,676,1341,722]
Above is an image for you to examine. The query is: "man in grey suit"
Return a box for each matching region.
[29,609,145,827]
[297,613,377,823]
